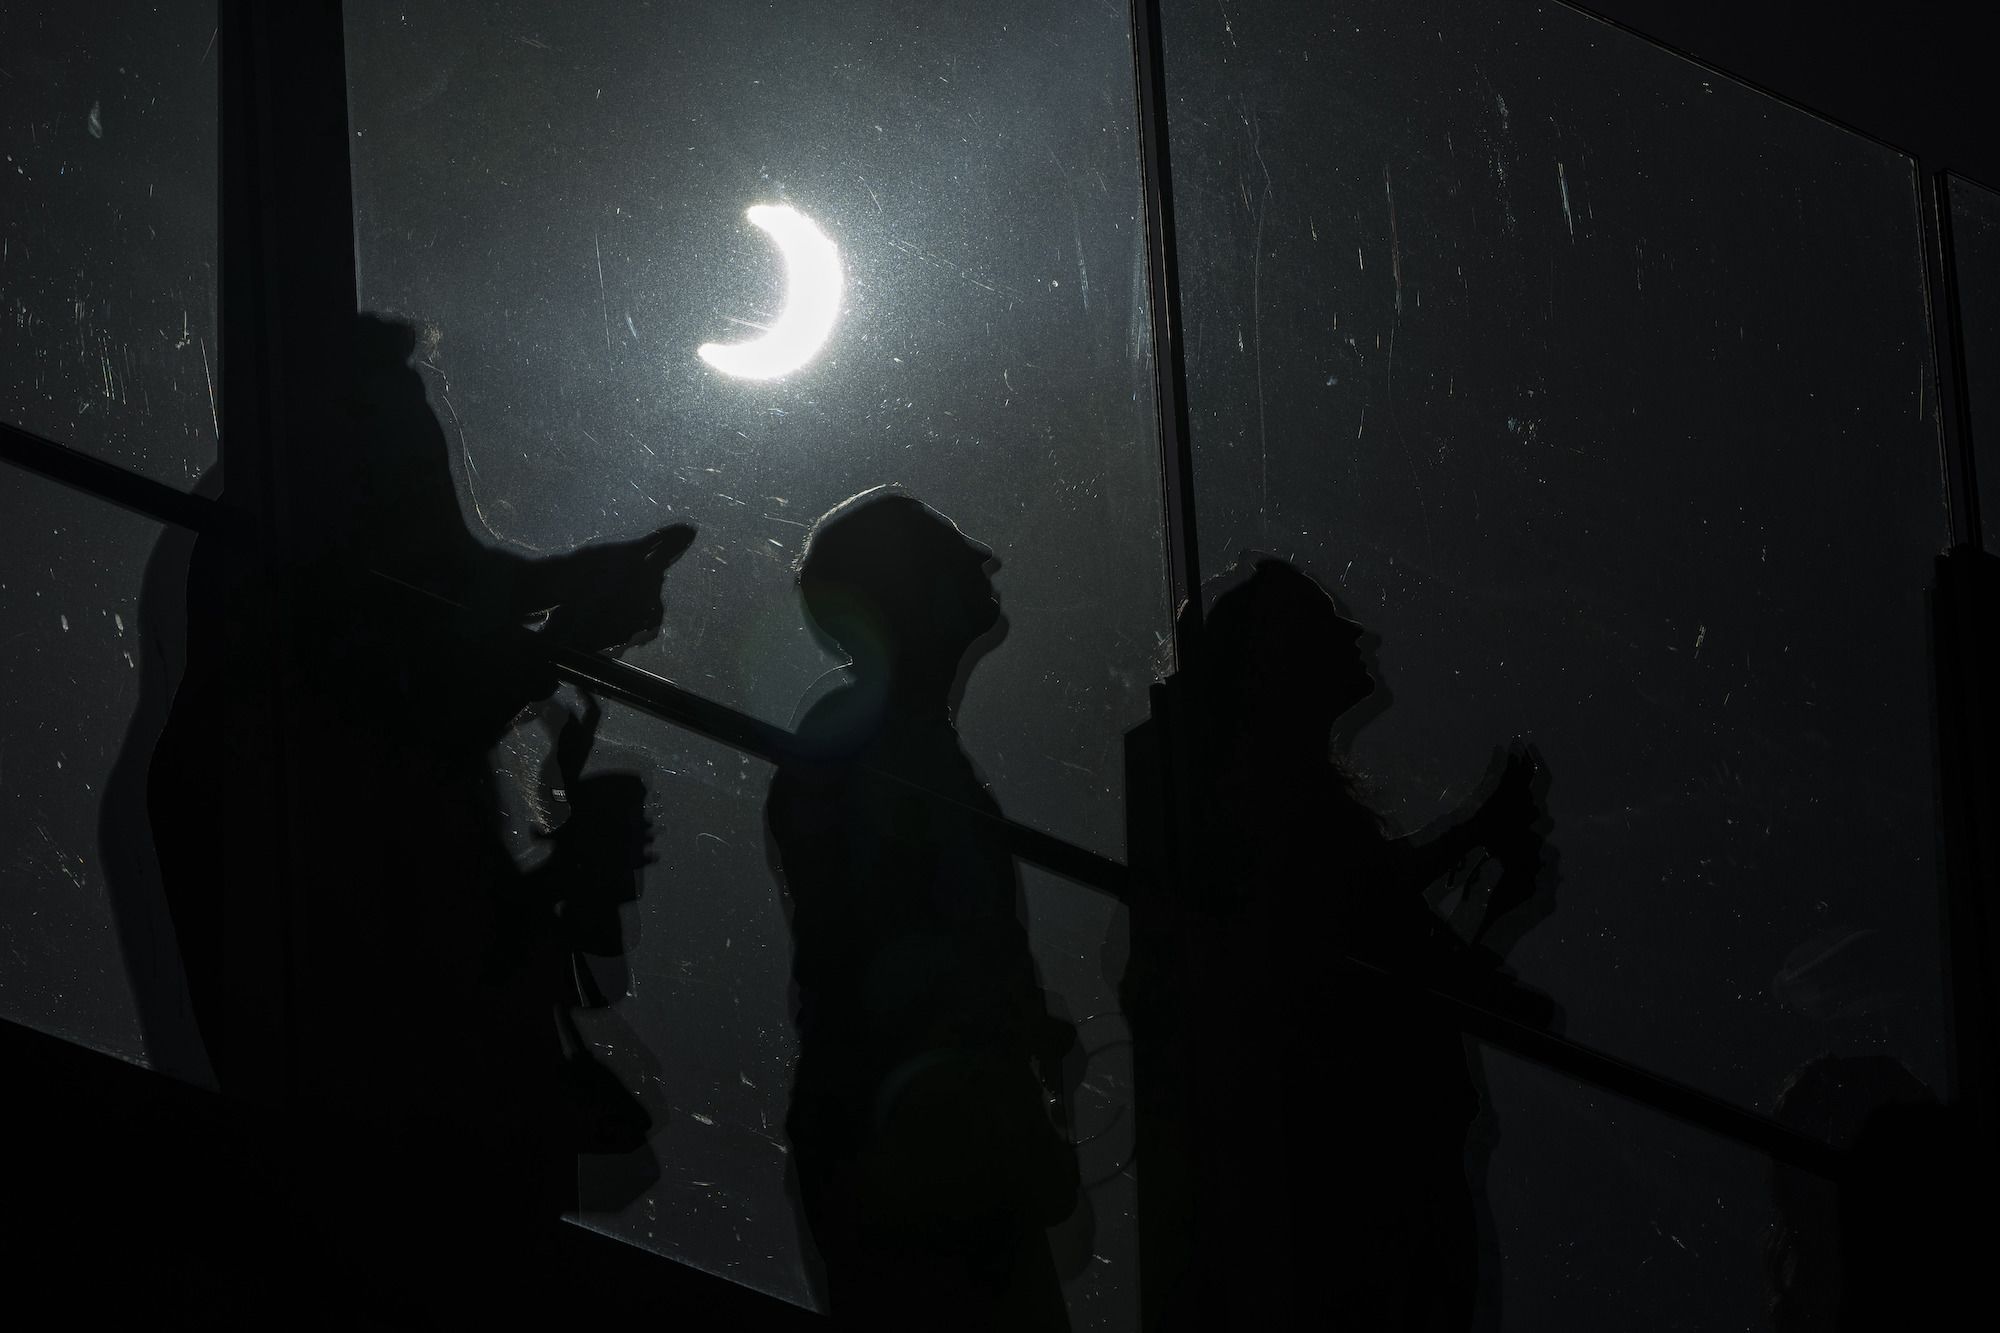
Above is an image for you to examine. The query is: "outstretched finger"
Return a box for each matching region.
[643,523,698,568]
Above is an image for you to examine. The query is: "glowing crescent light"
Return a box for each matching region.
[698,204,844,380]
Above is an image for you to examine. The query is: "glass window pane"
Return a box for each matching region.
[0,464,205,1079]
[1159,0,1950,1112]
[345,3,1164,1322]
[1947,173,2000,551]
[1477,1043,1778,1330]
[344,0,1167,862]
[0,2,219,488]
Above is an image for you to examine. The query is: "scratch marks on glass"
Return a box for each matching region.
[885,235,1024,304]
[1383,165,1404,316]
[34,823,87,890]
[419,348,512,546]
[1242,102,1273,536]
[1374,169,1434,563]
[1071,213,1091,313]
[1558,162,1575,239]
[594,229,612,366]
[1044,147,1092,314]
[197,336,217,439]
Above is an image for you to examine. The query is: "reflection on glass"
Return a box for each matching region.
[698,204,844,381]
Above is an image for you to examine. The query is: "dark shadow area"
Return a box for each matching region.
[99,486,212,1087]
[1128,555,1559,1330]
[100,312,691,1322]
[0,1009,831,1332]
[1766,1055,1984,1332]
[766,489,1083,1331]
[534,693,670,1214]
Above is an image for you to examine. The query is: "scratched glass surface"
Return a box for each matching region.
[1948,174,2000,551]
[0,2,219,489]
[344,0,1167,863]
[1161,0,1949,1117]
[348,3,1158,1321]
[0,467,192,1073]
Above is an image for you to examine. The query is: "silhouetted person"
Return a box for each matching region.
[767,489,1080,1331]
[1175,557,1552,1330]
[136,313,689,1322]
[100,489,212,1087]
[530,692,667,1204]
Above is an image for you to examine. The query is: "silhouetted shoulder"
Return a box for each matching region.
[788,681,883,764]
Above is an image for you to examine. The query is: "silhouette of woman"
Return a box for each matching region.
[137,313,690,1319]
[767,488,1079,1332]
[1180,557,1547,1330]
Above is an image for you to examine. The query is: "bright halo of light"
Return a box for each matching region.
[698,204,844,380]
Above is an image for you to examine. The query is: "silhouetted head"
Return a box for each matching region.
[317,312,465,577]
[1196,558,1373,749]
[797,488,1001,681]
[355,312,420,368]
[352,313,431,416]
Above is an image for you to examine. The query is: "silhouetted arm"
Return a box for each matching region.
[1386,806,1488,892]
[508,524,696,651]
[1388,745,1541,896]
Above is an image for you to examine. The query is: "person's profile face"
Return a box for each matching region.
[906,512,1000,641]
[952,532,1002,635]
[1259,593,1371,722]
[1328,609,1372,704]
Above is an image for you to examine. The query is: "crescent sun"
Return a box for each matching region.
[698,204,844,380]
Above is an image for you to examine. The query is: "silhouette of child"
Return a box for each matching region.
[768,489,1078,1332]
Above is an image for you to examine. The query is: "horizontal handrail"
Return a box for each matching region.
[0,422,250,538]
[0,424,1846,1177]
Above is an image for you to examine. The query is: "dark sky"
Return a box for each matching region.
[1574,1,1991,185]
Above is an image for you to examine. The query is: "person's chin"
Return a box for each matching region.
[974,607,1009,647]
